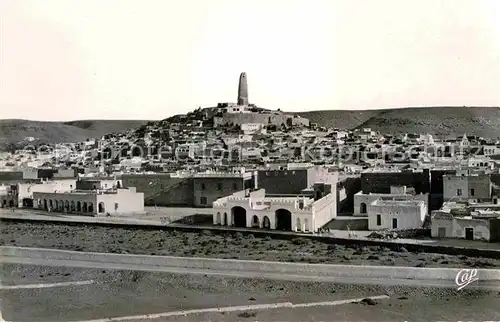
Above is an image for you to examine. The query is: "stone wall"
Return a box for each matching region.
[361,171,430,194]
[2,246,499,281]
[257,169,309,194]
[214,113,309,127]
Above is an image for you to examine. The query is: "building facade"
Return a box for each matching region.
[33,187,144,216]
[212,185,336,233]
[443,170,491,202]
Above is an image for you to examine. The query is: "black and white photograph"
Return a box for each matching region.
[1,0,499,321]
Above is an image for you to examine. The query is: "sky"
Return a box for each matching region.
[1,0,500,121]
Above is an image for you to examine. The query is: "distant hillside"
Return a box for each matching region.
[297,106,500,138]
[0,119,149,149]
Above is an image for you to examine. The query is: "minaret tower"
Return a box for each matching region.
[237,72,249,106]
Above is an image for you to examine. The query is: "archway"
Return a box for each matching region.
[70,201,75,212]
[251,215,260,228]
[82,202,88,212]
[231,206,247,228]
[49,200,53,209]
[43,199,48,210]
[223,212,228,226]
[216,212,222,225]
[296,217,302,231]
[77,201,82,212]
[64,201,69,211]
[54,200,58,210]
[59,200,64,211]
[262,216,271,229]
[88,202,94,213]
[360,202,367,214]
[98,202,105,213]
[304,218,309,231]
[275,208,292,231]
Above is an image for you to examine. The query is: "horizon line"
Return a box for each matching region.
[1,105,499,123]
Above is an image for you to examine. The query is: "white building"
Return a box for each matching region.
[354,185,428,216]
[33,187,144,216]
[241,123,265,134]
[368,199,427,230]
[17,179,77,207]
[431,211,500,241]
[483,145,500,156]
[212,186,336,233]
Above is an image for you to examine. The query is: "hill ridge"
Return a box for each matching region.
[1,106,499,150]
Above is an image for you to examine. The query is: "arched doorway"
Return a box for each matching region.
[296,217,301,231]
[49,200,53,209]
[64,201,70,212]
[70,201,76,211]
[262,216,271,229]
[82,202,88,212]
[77,201,81,212]
[43,199,48,210]
[216,212,222,225]
[251,215,260,228]
[360,202,367,214]
[98,202,105,213]
[304,218,309,231]
[231,206,247,228]
[59,200,64,211]
[275,208,292,231]
[54,200,58,210]
[223,212,228,226]
[88,202,94,213]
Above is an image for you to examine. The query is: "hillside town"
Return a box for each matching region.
[1,73,500,243]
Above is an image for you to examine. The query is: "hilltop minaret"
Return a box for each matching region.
[237,72,249,106]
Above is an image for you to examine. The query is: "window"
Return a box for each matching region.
[457,189,462,196]
[201,183,205,190]
[200,197,207,205]
[217,183,223,190]
[360,203,367,214]
[470,188,475,196]
[392,218,398,229]
[376,214,381,226]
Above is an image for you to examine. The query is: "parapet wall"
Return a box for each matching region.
[214,113,309,127]
[2,246,499,281]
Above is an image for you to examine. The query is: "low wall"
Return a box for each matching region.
[2,246,499,281]
[1,217,500,259]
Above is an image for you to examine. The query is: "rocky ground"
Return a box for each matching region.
[2,221,499,268]
[2,264,499,322]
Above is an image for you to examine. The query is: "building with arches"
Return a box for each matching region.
[32,187,144,216]
[212,185,336,233]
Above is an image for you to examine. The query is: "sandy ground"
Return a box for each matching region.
[1,264,499,322]
[2,221,499,268]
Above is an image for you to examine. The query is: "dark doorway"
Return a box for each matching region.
[465,228,474,240]
[262,216,271,229]
[392,218,398,229]
[23,198,33,208]
[275,208,292,231]
[231,206,247,228]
